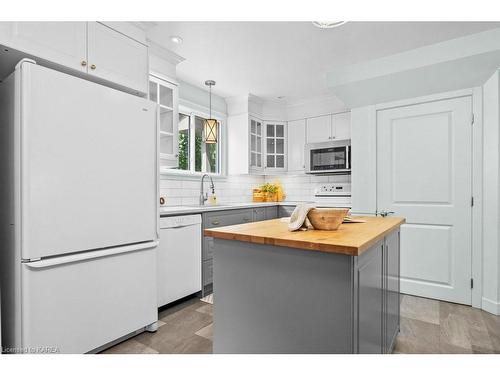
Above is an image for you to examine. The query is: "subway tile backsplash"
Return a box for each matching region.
[265,174,351,202]
[160,173,351,206]
[160,174,265,206]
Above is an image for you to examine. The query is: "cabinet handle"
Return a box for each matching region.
[81,60,87,67]
[212,220,220,225]
[243,217,251,222]
[90,64,96,70]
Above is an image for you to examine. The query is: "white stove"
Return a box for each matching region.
[314,183,352,208]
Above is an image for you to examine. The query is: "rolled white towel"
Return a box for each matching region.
[288,203,316,231]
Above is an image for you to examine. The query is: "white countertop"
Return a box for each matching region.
[159,201,351,216]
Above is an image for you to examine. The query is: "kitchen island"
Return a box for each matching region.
[204,216,405,354]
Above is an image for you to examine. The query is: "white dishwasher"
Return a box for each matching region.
[158,214,202,307]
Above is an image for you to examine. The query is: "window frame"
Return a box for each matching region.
[161,103,226,178]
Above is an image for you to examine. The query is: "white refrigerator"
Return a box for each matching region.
[0,59,159,353]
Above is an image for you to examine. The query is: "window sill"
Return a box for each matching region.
[160,168,227,181]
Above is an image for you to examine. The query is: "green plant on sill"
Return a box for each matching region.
[260,183,278,194]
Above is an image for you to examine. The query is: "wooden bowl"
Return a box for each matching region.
[307,208,349,230]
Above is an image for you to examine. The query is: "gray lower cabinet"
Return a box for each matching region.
[202,205,280,295]
[354,231,400,353]
[265,206,278,220]
[356,240,384,353]
[202,208,254,295]
[253,206,278,221]
[253,207,266,221]
[278,205,295,218]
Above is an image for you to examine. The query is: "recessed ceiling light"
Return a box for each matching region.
[277,96,285,99]
[170,35,183,45]
[312,21,347,29]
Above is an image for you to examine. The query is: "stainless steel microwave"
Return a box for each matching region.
[305,140,351,174]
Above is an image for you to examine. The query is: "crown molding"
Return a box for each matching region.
[147,39,185,66]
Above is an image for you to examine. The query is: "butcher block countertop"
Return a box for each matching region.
[204,216,405,256]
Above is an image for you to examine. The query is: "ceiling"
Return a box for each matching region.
[146,22,500,103]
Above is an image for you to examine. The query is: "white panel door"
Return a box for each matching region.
[306,115,331,143]
[5,22,87,72]
[87,22,148,94]
[20,63,157,260]
[332,112,351,140]
[377,96,472,305]
[287,119,306,172]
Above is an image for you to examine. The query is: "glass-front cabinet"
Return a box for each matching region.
[265,121,286,171]
[249,117,263,170]
[149,75,179,168]
[249,118,287,173]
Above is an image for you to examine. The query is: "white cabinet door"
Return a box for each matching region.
[87,22,148,94]
[306,115,331,143]
[149,76,179,168]
[265,121,286,171]
[287,119,306,172]
[377,96,472,305]
[3,22,87,72]
[332,112,351,140]
[249,117,264,170]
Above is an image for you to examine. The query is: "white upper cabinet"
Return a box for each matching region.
[149,76,179,168]
[1,22,87,72]
[249,117,264,171]
[0,22,148,95]
[306,112,351,143]
[264,121,286,172]
[287,119,306,172]
[332,111,351,140]
[306,115,331,143]
[87,22,148,94]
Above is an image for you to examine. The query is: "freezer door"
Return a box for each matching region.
[19,62,157,260]
[20,244,158,354]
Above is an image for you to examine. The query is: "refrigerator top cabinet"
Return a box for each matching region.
[17,61,158,260]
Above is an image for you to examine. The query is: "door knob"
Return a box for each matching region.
[90,64,96,70]
[81,60,87,67]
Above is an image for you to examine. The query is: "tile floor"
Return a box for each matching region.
[102,294,500,354]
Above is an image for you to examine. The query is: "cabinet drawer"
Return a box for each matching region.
[203,209,253,229]
[203,259,213,286]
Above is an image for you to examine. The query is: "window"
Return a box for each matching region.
[173,110,222,175]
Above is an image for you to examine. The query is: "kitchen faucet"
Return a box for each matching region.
[200,174,215,206]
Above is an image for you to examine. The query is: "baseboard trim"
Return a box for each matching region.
[482,297,500,315]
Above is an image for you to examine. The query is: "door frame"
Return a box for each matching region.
[373,88,483,308]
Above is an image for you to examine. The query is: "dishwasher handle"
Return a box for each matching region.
[24,240,159,269]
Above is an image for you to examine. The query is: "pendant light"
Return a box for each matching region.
[204,80,218,144]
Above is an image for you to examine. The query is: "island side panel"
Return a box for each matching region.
[354,239,384,354]
[213,239,354,354]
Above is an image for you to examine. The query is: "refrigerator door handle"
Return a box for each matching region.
[24,241,159,269]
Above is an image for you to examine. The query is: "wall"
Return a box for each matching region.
[286,95,348,121]
[179,80,227,115]
[482,70,500,314]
